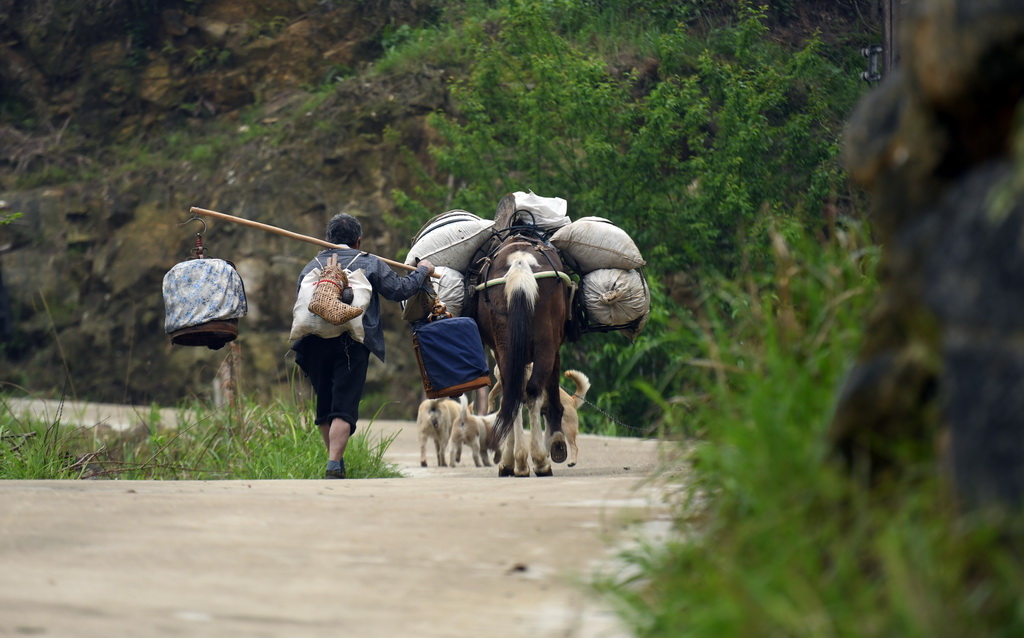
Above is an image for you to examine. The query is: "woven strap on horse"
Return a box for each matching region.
[474,269,573,292]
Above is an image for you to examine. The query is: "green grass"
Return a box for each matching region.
[592,224,1024,637]
[0,396,403,480]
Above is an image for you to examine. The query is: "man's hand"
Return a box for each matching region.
[417,259,435,276]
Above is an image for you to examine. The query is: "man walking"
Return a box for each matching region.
[292,212,433,479]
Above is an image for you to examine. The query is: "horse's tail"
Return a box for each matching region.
[491,251,539,446]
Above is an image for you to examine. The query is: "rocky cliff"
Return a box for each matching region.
[0,0,451,414]
[831,0,1024,509]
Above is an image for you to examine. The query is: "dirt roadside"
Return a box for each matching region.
[0,400,680,638]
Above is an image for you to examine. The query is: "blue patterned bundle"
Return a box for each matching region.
[162,259,248,334]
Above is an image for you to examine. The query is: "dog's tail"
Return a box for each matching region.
[428,398,443,429]
[564,370,591,409]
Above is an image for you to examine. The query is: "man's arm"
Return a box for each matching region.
[370,257,434,302]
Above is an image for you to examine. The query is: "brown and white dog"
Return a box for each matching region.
[487,367,591,467]
[416,397,460,467]
[448,395,491,467]
[559,370,591,467]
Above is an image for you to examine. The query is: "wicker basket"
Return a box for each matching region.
[308,255,364,325]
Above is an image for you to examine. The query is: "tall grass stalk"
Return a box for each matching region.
[0,395,402,480]
[595,225,1024,636]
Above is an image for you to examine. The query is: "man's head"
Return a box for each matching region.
[326,213,362,247]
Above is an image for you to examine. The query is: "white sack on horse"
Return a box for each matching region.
[433,265,465,317]
[512,190,571,231]
[404,210,495,272]
[550,216,646,273]
[582,268,650,336]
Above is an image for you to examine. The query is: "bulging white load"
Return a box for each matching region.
[405,210,495,272]
[433,266,465,317]
[512,191,571,230]
[582,268,650,337]
[550,216,646,273]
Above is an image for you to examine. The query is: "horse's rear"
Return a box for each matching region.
[473,235,571,477]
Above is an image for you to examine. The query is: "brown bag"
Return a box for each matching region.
[401,284,438,322]
[308,254,364,325]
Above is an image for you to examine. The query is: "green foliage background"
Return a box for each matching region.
[11,1,1021,634]
[393,2,1024,635]
[431,3,853,275]
[396,0,865,435]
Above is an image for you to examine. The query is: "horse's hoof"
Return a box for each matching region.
[550,438,568,464]
[535,467,553,477]
[498,466,515,477]
[567,461,576,467]
[420,461,427,467]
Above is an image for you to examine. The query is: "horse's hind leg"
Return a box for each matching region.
[543,367,568,464]
[528,397,553,476]
[497,436,515,476]
[513,410,531,477]
[497,410,531,477]
[530,351,567,463]
[547,428,568,464]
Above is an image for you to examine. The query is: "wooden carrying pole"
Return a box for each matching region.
[189,206,437,276]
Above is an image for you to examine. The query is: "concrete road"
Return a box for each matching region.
[0,400,678,638]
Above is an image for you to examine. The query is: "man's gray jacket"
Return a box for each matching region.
[291,247,431,362]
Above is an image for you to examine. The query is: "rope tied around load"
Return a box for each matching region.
[474,269,573,292]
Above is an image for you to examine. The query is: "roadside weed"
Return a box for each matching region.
[0,395,402,480]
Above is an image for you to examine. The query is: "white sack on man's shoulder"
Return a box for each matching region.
[289,264,372,342]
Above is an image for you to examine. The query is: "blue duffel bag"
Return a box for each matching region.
[412,316,491,399]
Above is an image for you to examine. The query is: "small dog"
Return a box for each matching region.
[477,411,501,466]
[448,395,491,467]
[560,370,591,467]
[416,397,460,467]
[486,366,591,467]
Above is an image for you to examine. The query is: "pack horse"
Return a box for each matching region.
[469,195,573,477]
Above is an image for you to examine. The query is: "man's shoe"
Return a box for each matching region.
[325,468,346,479]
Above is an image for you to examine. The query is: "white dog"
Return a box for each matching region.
[487,366,591,467]
[449,395,491,467]
[416,397,460,467]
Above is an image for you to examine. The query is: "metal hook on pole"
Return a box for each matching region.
[177,215,208,236]
[177,215,208,258]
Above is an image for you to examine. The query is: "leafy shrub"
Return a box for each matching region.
[397,1,864,431]
[591,222,1024,638]
[419,1,859,276]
